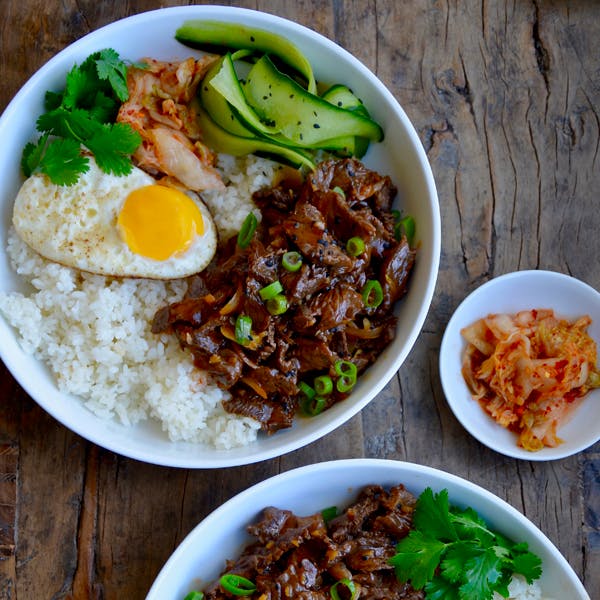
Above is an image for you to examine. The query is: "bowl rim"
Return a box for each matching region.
[146,457,590,599]
[439,269,600,461]
[0,5,441,467]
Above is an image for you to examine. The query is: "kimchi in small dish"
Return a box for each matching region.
[439,270,600,460]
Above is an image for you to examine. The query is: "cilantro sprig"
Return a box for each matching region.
[389,488,543,600]
[21,48,142,186]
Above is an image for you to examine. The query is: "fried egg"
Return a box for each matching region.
[12,157,218,279]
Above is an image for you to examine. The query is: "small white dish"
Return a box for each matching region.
[146,458,590,599]
[439,270,600,460]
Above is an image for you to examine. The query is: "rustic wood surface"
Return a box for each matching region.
[0,1,598,598]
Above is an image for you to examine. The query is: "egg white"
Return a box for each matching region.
[12,158,218,279]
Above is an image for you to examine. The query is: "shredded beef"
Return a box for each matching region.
[153,158,416,431]
[202,484,424,600]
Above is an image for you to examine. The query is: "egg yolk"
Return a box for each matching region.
[118,185,204,261]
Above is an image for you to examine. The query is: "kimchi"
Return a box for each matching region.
[461,309,600,451]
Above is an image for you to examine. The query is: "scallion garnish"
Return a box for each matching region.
[300,395,327,416]
[234,314,253,345]
[346,236,365,257]
[321,505,337,522]
[298,381,316,400]
[266,294,288,315]
[314,375,333,395]
[332,185,346,198]
[334,360,357,393]
[219,573,256,596]
[394,214,416,245]
[237,212,258,248]
[361,279,383,308]
[183,592,204,600]
[330,578,358,600]
[259,280,283,301]
[282,250,303,272]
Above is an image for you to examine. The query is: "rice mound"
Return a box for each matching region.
[0,154,282,449]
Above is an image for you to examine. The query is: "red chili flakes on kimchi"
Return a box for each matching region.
[461,309,600,451]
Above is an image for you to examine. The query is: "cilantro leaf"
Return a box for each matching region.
[425,576,461,600]
[494,571,513,598]
[387,488,544,600]
[439,541,481,583]
[37,108,102,141]
[511,549,543,583]
[458,547,504,600]
[21,48,141,185]
[39,138,90,186]
[389,529,446,590]
[414,488,458,542]
[44,90,63,111]
[21,134,50,177]
[61,63,100,110]
[87,91,120,123]
[85,123,141,176]
[94,48,130,102]
[450,507,496,546]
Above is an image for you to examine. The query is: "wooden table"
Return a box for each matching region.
[1,1,598,598]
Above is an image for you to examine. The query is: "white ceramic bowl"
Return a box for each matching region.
[146,458,589,599]
[0,6,440,467]
[440,270,600,460]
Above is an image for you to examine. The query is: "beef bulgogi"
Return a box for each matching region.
[201,484,424,599]
[152,158,416,431]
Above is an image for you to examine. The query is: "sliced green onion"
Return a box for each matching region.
[335,360,357,393]
[395,215,416,245]
[259,280,283,301]
[237,212,258,249]
[362,279,383,308]
[321,505,337,522]
[300,395,327,416]
[282,250,303,272]
[330,578,358,600]
[298,381,316,399]
[391,209,402,222]
[314,375,333,396]
[266,294,288,315]
[219,574,256,596]
[234,314,252,345]
[183,592,204,600]
[332,185,346,198]
[346,236,365,257]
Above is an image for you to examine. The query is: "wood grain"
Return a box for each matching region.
[0,1,598,598]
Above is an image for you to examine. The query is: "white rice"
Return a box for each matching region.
[0,154,282,449]
[493,574,553,600]
[202,153,284,240]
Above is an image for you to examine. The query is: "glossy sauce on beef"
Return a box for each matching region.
[152,158,416,431]
[202,484,424,599]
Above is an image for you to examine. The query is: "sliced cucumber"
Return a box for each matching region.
[321,84,370,158]
[244,56,384,147]
[321,84,365,111]
[199,55,256,138]
[197,106,315,171]
[205,53,279,137]
[175,20,317,94]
